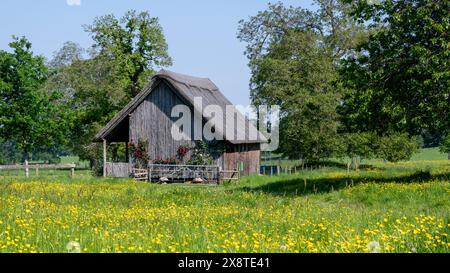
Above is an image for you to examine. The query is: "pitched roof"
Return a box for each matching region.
[93,69,267,144]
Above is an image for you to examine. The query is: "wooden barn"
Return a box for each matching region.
[93,70,266,182]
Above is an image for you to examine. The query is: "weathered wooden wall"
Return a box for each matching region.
[129,81,195,161]
[223,143,261,176]
[105,162,130,178]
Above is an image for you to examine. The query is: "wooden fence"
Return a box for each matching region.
[260,164,329,176]
[105,162,130,178]
[0,161,77,177]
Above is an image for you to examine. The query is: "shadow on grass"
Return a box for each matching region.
[239,170,450,197]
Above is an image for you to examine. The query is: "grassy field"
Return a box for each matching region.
[262,147,449,168]
[0,151,448,253]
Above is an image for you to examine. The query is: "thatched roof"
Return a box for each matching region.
[93,70,267,144]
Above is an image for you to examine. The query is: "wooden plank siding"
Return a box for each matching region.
[129,81,226,168]
[105,162,130,178]
[224,143,260,176]
[129,81,194,160]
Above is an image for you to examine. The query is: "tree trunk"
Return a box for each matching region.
[22,148,30,163]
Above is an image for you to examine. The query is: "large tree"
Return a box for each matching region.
[0,37,71,161]
[46,45,129,163]
[238,1,364,162]
[340,0,450,137]
[46,10,173,165]
[84,10,172,97]
[253,30,341,162]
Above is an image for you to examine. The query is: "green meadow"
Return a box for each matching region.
[0,149,448,253]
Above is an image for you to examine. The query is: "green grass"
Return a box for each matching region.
[60,156,90,169]
[0,155,90,178]
[411,147,448,161]
[262,148,449,169]
[0,157,448,253]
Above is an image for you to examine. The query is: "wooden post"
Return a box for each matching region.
[103,139,107,178]
[216,166,220,184]
[25,160,29,178]
[35,166,39,176]
[149,166,152,183]
[125,142,129,162]
[71,163,75,178]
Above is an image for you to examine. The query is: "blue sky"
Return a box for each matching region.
[1,0,316,106]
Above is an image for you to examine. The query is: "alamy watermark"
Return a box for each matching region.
[170,97,279,152]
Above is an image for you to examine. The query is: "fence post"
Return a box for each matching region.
[217,166,220,184]
[149,166,152,183]
[71,163,75,178]
[25,160,29,178]
[35,167,39,176]
[102,139,107,178]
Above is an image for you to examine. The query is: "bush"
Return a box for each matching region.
[439,134,450,153]
[376,132,418,163]
[0,152,5,165]
[128,140,150,168]
[336,132,378,170]
[32,151,61,164]
[187,141,213,165]
[439,134,450,159]
[0,140,23,164]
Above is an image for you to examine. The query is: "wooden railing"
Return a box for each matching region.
[132,168,148,181]
[0,161,77,177]
[104,163,242,184]
[148,164,221,184]
[220,170,240,181]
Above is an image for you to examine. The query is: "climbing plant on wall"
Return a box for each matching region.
[128,140,149,168]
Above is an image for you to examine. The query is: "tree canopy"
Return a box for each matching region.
[0,37,71,161]
[85,10,172,97]
[239,0,448,162]
[340,0,450,136]
[238,0,363,162]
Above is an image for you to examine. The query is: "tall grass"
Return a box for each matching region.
[0,157,448,253]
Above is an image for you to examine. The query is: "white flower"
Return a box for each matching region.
[367,241,381,253]
[279,245,287,251]
[66,241,81,253]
